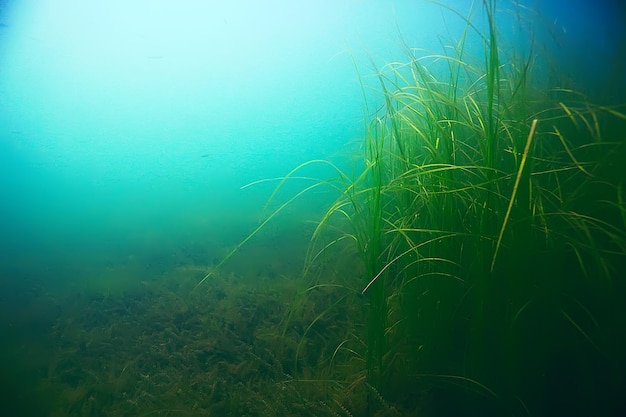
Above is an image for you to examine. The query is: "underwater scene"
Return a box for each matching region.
[1,0,625,416]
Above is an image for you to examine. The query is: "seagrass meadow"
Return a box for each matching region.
[299,15,626,417]
[1,1,625,416]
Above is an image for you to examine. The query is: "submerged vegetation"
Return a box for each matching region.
[230,1,626,415]
[20,267,363,417]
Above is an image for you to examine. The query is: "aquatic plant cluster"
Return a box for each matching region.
[273,1,626,416]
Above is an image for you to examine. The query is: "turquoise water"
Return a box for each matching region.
[0,1,624,416]
[1,0,622,289]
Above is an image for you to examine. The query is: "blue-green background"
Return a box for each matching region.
[1,0,623,291]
